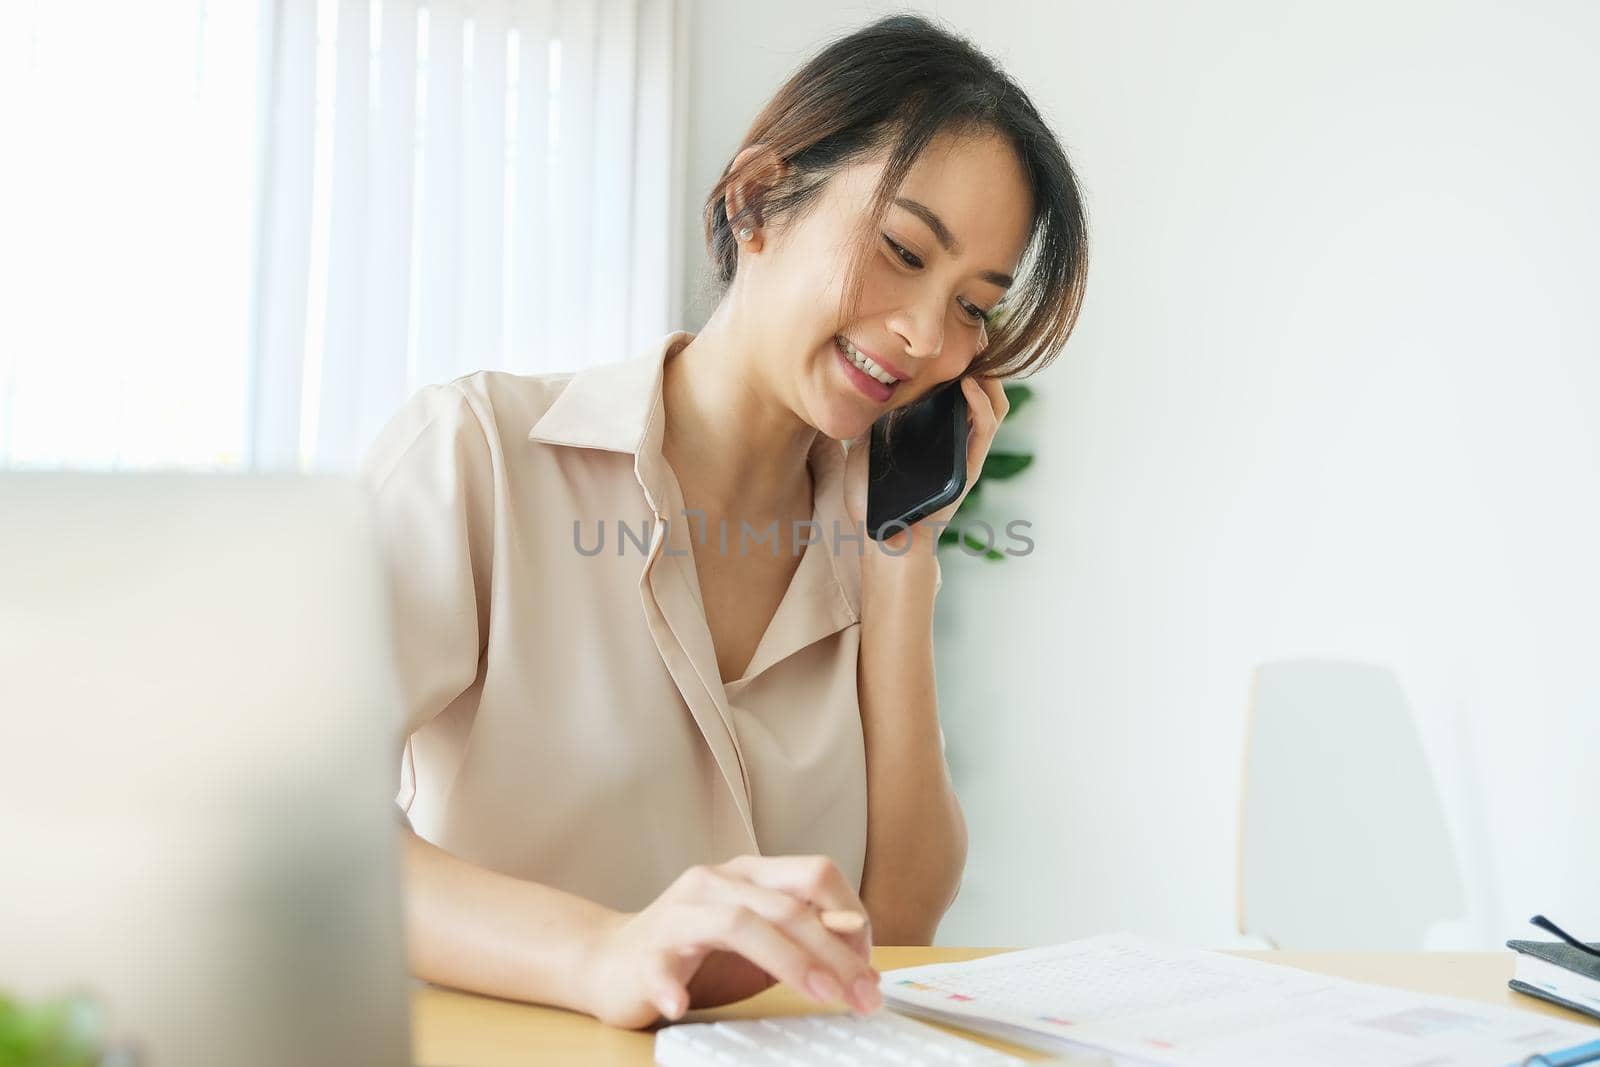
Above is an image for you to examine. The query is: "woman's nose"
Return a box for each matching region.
[887,305,944,362]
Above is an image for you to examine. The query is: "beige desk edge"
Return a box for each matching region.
[411,948,1595,1067]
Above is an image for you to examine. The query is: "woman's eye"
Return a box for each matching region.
[883,234,989,326]
[882,234,922,269]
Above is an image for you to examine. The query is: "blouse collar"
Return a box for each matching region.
[528,331,862,623]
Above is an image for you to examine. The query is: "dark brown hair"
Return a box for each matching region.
[702,12,1089,382]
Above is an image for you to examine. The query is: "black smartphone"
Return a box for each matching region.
[865,379,970,541]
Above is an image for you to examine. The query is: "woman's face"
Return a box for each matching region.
[735,128,1035,442]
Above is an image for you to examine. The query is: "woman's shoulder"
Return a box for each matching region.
[362,368,580,487]
[438,367,581,437]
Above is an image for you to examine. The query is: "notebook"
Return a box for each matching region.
[880,933,1600,1067]
[1509,939,1600,1023]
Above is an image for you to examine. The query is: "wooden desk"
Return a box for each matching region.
[411,948,1591,1066]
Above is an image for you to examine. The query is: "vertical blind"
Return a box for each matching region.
[1,0,684,473]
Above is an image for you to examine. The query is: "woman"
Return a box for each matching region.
[360,13,1088,1031]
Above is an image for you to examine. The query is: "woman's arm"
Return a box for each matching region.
[855,539,969,945]
[402,832,881,1028]
[402,829,620,1011]
[850,374,1010,943]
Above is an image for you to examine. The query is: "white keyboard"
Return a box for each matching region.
[653,1010,1029,1066]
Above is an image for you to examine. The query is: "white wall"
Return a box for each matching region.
[685,0,1600,949]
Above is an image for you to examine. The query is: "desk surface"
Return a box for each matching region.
[411,948,1590,1066]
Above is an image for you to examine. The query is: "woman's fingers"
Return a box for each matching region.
[722,857,870,941]
[667,901,873,1013]
[714,854,874,980]
[658,856,881,1012]
[963,375,1005,439]
[649,971,688,1021]
[717,854,866,917]
[984,373,1011,421]
[694,870,878,1009]
[955,377,998,490]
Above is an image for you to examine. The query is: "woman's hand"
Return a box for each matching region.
[579,854,880,1030]
[842,374,1011,553]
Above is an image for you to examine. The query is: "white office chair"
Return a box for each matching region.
[1237,659,1466,950]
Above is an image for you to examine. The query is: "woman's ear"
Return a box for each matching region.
[724,143,791,247]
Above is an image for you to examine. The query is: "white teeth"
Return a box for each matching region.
[839,337,898,385]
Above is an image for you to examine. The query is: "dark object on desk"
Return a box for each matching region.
[1508,914,1600,1023]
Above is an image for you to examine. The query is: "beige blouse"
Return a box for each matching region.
[360,330,888,913]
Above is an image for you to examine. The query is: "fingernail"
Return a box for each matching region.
[851,976,882,1014]
[806,969,843,1005]
[820,909,867,934]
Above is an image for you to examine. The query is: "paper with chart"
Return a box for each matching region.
[880,933,1600,1067]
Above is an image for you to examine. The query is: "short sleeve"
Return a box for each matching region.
[359,383,496,812]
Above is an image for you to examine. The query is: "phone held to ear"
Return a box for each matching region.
[865,378,970,542]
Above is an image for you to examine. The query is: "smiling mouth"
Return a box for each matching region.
[833,336,901,405]
[835,335,903,385]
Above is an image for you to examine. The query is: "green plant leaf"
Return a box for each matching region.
[935,527,1006,561]
[0,993,106,1067]
[963,531,1006,561]
[981,451,1033,480]
[1001,382,1033,416]
[953,480,983,517]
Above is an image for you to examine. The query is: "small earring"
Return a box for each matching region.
[736,227,753,242]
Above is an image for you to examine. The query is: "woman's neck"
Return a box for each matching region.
[660,317,817,521]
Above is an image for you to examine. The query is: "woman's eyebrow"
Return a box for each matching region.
[893,197,1014,288]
